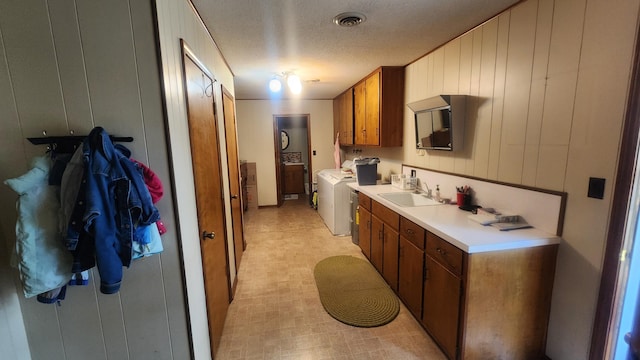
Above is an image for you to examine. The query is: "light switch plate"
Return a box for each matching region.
[588,177,605,199]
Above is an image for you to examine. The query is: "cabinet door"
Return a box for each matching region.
[354,81,366,145]
[399,237,424,318]
[370,215,384,273]
[283,166,303,194]
[341,89,354,145]
[359,207,371,260]
[382,225,399,291]
[364,71,380,145]
[423,256,461,360]
[333,95,341,141]
[291,166,304,193]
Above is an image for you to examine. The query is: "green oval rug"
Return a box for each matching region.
[313,255,400,327]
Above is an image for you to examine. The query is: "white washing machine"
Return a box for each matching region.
[317,169,355,236]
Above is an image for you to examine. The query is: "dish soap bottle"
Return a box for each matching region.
[434,185,441,202]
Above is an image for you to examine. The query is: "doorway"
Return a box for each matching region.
[221,87,245,283]
[181,41,231,357]
[273,114,312,207]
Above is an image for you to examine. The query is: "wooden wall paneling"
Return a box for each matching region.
[19,304,65,359]
[548,1,640,358]
[522,0,552,188]
[77,4,171,356]
[547,0,587,77]
[95,283,129,359]
[454,33,474,175]
[56,280,109,360]
[487,12,511,181]
[521,0,551,187]
[463,29,484,176]
[76,1,143,139]
[0,0,67,139]
[521,76,546,189]
[0,0,67,164]
[426,53,434,97]
[443,38,461,94]
[431,48,445,96]
[0,25,29,197]
[130,10,190,355]
[458,33,473,95]
[474,19,499,179]
[0,1,67,358]
[48,1,94,132]
[498,1,538,183]
[121,258,173,359]
[0,4,42,359]
[0,249,30,360]
[536,0,585,191]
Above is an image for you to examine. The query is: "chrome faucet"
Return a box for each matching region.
[415,178,433,198]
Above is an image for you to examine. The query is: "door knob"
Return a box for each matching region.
[231,194,239,199]
[202,231,215,240]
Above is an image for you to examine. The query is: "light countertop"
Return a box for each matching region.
[348,183,560,254]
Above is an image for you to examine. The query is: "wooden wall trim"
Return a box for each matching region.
[589,17,640,360]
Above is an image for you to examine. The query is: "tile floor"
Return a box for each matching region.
[216,197,447,360]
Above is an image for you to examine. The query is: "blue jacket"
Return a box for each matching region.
[70,127,159,294]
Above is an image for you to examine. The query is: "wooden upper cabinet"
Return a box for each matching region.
[364,72,380,145]
[333,88,354,146]
[354,81,366,145]
[353,66,405,147]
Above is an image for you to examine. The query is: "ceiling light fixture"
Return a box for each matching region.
[287,73,302,94]
[269,77,282,92]
[333,12,366,27]
[269,72,304,94]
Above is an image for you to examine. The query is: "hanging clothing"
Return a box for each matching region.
[67,127,159,294]
[133,222,164,259]
[4,155,73,298]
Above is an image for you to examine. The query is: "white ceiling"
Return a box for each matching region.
[190,0,520,100]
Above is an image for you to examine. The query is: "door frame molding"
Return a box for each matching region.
[273,114,312,206]
[180,39,232,356]
[589,18,640,360]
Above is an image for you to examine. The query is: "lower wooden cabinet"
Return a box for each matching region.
[356,193,558,360]
[423,255,462,360]
[283,164,304,194]
[358,206,371,260]
[398,236,424,318]
[371,200,399,291]
[382,225,399,291]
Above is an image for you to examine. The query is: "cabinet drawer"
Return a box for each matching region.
[358,192,371,210]
[372,200,399,230]
[426,232,463,277]
[400,217,425,250]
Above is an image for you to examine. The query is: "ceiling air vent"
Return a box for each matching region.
[333,12,366,27]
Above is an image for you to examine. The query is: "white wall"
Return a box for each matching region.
[0,0,191,358]
[343,0,640,358]
[236,100,335,205]
[154,0,237,358]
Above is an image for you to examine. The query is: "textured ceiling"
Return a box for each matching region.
[190,0,520,100]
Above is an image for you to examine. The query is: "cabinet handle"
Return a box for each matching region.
[436,247,447,256]
[405,228,415,235]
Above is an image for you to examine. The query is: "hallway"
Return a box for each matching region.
[216,198,446,359]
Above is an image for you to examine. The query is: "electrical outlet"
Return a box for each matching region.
[588,177,605,199]
[313,150,316,156]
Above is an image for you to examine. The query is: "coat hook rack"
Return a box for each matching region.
[27,134,134,154]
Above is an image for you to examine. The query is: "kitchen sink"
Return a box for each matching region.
[378,192,443,207]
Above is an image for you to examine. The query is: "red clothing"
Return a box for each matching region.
[133,160,164,204]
